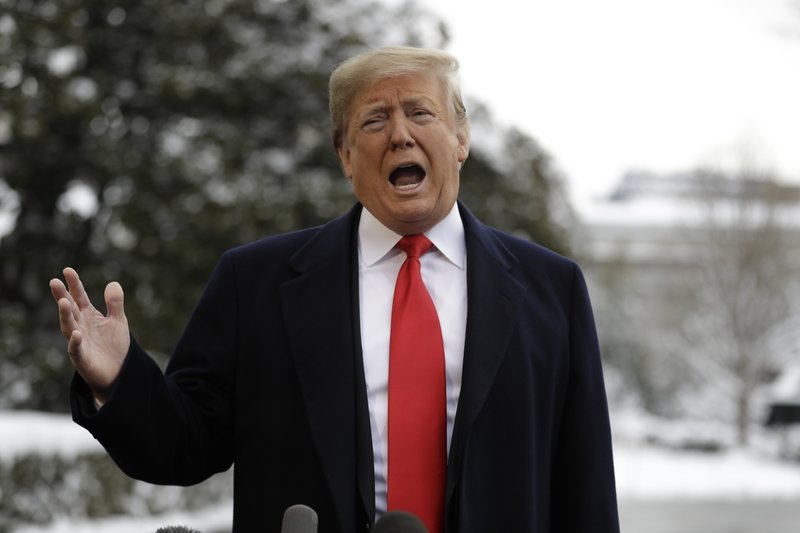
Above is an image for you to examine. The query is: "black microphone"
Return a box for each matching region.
[281,504,319,533]
[372,511,429,533]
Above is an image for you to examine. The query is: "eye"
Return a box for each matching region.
[410,108,435,122]
[361,115,385,130]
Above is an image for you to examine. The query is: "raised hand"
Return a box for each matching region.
[49,267,131,405]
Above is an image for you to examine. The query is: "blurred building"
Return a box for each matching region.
[578,170,800,268]
[574,170,800,433]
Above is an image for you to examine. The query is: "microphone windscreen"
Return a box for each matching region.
[373,511,429,533]
[281,504,319,533]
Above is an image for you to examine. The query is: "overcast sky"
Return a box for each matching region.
[415,0,800,210]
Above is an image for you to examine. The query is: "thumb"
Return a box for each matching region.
[104,281,126,320]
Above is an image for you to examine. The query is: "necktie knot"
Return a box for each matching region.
[397,234,433,259]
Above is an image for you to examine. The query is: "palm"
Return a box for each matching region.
[50,268,130,400]
[73,301,130,387]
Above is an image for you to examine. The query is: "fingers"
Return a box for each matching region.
[67,330,83,360]
[104,281,126,320]
[49,277,70,305]
[52,268,128,326]
[50,270,81,324]
[62,267,92,310]
[56,296,78,339]
[52,274,80,340]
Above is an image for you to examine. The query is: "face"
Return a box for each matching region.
[337,73,469,235]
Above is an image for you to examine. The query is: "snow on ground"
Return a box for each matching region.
[0,410,104,461]
[12,501,234,533]
[6,409,800,531]
[612,409,800,500]
[615,443,800,501]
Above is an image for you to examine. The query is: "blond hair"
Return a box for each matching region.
[329,46,469,149]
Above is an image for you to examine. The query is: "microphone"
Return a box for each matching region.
[373,511,429,533]
[281,504,319,533]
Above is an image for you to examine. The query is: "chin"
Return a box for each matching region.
[392,210,438,235]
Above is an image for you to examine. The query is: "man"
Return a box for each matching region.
[51,47,619,532]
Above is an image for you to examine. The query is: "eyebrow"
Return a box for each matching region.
[359,103,390,116]
[359,96,435,116]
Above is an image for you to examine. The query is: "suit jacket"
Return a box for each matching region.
[72,202,619,532]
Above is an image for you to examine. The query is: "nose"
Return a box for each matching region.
[389,117,415,150]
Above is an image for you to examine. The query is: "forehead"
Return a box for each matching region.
[351,73,447,110]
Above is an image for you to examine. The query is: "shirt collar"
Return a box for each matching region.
[358,203,466,269]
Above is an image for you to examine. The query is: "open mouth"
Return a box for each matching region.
[389,164,426,191]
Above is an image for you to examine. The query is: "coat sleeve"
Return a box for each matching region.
[550,263,620,532]
[70,252,239,486]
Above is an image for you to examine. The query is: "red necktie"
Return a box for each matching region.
[387,234,446,533]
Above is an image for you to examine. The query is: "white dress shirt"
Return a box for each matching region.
[357,204,468,519]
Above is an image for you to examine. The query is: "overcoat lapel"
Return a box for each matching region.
[446,204,526,507]
[278,205,366,533]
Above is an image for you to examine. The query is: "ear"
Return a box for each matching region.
[336,144,353,181]
[456,131,470,164]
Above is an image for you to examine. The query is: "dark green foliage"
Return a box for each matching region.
[0,451,232,532]
[0,0,573,412]
[460,119,573,255]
